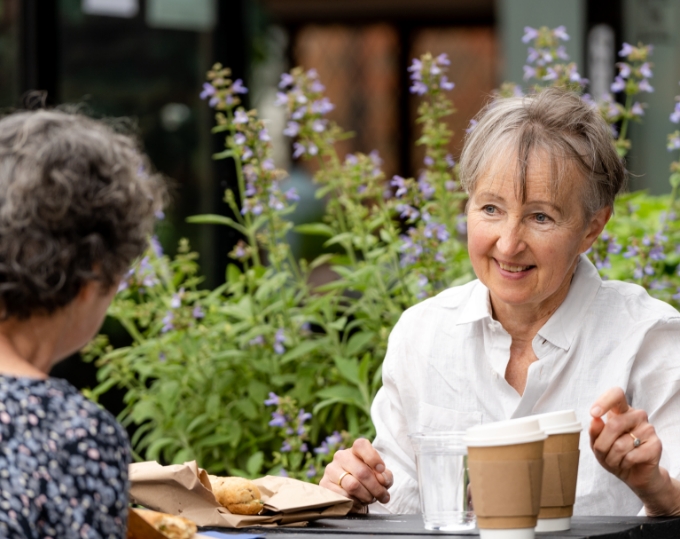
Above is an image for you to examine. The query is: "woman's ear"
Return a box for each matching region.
[580,206,612,253]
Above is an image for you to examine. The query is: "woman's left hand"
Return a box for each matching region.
[589,387,680,515]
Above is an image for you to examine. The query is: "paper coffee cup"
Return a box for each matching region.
[531,410,582,532]
[465,418,547,539]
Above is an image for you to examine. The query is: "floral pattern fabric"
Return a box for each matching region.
[0,375,130,538]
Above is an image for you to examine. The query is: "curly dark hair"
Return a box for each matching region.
[0,110,166,319]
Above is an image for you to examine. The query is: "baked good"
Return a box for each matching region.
[131,508,197,539]
[209,475,264,515]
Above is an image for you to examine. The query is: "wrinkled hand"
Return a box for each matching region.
[589,387,664,496]
[320,438,394,513]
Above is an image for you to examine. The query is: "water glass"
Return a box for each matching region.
[409,432,476,532]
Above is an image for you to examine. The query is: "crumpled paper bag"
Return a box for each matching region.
[129,461,353,528]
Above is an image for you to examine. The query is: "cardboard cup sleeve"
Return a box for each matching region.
[467,441,545,530]
[538,433,580,519]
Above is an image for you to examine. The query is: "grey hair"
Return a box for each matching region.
[459,87,626,219]
[0,110,166,319]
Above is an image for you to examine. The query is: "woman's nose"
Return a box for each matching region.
[496,222,526,256]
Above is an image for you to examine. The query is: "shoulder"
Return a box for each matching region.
[597,279,680,325]
[396,279,480,328]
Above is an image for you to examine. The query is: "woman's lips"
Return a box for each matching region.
[494,259,536,277]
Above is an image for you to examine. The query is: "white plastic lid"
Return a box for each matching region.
[464,417,547,447]
[532,410,582,435]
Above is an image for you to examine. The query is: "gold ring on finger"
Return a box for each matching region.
[337,470,351,487]
[629,431,646,448]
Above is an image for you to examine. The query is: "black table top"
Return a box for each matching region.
[201,513,680,538]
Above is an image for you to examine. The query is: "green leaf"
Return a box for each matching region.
[333,356,360,386]
[670,173,680,189]
[328,317,347,331]
[295,223,336,237]
[246,451,264,477]
[346,331,374,356]
[281,338,329,364]
[187,214,247,235]
[226,264,242,284]
[212,149,235,159]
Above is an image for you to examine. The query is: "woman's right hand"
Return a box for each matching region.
[319,438,394,512]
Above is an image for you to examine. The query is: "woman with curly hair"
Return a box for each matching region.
[0,110,165,538]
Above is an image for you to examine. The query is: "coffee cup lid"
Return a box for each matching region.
[464,417,547,447]
[532,410,582,435]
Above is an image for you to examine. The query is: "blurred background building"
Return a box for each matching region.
[0,0,678,292]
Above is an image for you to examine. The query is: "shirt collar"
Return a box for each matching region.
[536,254,601,351]
[451,254,601,350]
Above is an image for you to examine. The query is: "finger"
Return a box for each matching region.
[589,416,605,449]
[352,438,386,472]
[592,408,647,456]
[591,387,629,418]
[331,447,390,504]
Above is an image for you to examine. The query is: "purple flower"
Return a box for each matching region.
[269,412,287,428]
[293,142,305,159]
[631,102,645,117]
[155,210,165,220]
[556,46,569,60]
[310,80,325,93]
[649,246,666,260]
[306,68,319,79]
[234,133,246,145]
[159,352,166,362]
[200,82,216,100]
[311,98,334,114]
[435,53,450,66]
[274,329,286,354]
[610,77,626,93]
[668,133,680,151]
[522,26,539,43]
[269,195,285,212]
[673,288,680,301]
[170,291,182,309]
[408,58,423,78]
[234,110,249,124]
[418,177,435,199]
[117,280,129,293]
[619,43,635,57]
[192,305,205,319]
[345,154,358,165]
[283,121,300,137]
[232,79,248,94]
[553,25,569,41]
[298,409,312,425]
[623,245,639,258]
[616,62,631,79]
[314,442,329,455]
[465,119,478,134]
[274,92,288,107]
[543,67,558,81]
[284,188,300,202]
[300,443,308,452]
[264,392,279,406]
[638,79,654,93]
[523,65,536,81]
[640,63,653,78]
[423,156,434,166]
[607,241,622,254]
[644,264,655,276]
[279,73,295,89]
[445,154,455,168]
[306,465,316,479]
[308,143,319,156]
[445,180,457,191]
[439,76,455,91]
[456,214,468,235]
[526,47,540,64]
[279,468,289,477]
[312,119,327,133]
[410,81,428,95]
[249,334,264,346]
[281,440,291,453]
[327,431,343,446]
[150,235,163,258]
[391,175,408,198]
[670,103,680,124]
[161,311,174,333]
[633,266,643,279]
[259,129,271,142]
[242,147,253,161]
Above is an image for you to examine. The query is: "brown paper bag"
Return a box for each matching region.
[129,461,352,528]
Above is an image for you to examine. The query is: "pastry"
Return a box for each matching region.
[131,508,197,539]
[209,475,264,515]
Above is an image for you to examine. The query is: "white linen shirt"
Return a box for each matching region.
[370,255,680,516]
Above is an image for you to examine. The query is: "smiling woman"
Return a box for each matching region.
[320,87,680,519]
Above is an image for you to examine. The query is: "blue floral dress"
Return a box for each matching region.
[0,375,130,538]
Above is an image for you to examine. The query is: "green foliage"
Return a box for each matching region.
[85,33,680,481]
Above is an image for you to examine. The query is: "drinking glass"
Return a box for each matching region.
[409,432,476,531]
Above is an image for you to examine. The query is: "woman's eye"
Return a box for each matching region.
[483,205,496,214]
[534,213,550,223]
